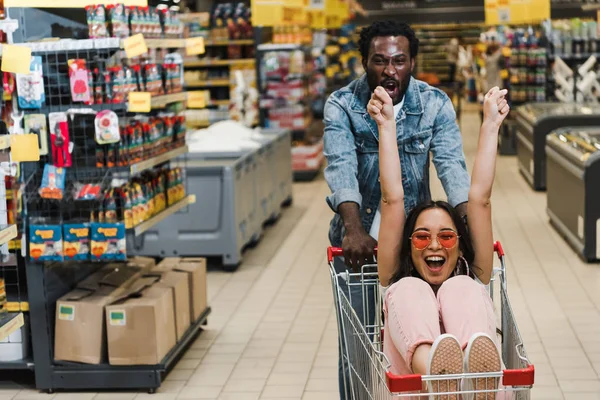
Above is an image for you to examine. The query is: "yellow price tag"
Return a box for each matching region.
[10,134,40,162]
[188,91,208,109]
[123,34,148,58]
[339,37,349,45]
[1,45,32,74]
[186,37,206,56]
[128,92,152,113]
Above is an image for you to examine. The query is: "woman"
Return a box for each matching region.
[367,85,509,400]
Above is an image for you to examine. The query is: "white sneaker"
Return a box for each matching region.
[462,333,501,400]
[426,334,463,400]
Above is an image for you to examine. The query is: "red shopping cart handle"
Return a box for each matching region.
[494,241,505,258]
[385,364,535,393]
[328,242,504,263]
[327,246,378,263]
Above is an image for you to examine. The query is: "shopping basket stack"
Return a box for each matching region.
[327,242,535,399]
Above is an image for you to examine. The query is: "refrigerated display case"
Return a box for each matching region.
[127,129,292,269]
[546,127,600,262]
[515,103,600,190]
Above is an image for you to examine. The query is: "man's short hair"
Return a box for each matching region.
[358,20,420,61]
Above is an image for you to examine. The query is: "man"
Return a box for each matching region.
[323,20,471,399]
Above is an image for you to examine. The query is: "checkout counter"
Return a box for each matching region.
[546,128,600,262]
[515,103,600,191]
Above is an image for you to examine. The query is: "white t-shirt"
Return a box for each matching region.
[369,99,404,241]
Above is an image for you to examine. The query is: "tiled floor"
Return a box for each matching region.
[3,110,600,399]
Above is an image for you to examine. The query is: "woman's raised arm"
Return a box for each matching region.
[367,87,406,286]
[467,87,509,284]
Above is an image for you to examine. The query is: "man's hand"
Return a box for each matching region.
[342,228,378,271]
[483,86,509,128]
[367,86,395,126]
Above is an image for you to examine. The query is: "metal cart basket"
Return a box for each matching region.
[327,241,535,399]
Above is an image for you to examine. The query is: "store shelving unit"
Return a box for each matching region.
[254,28,326,181]
[413,23,482,83]
[0,7,211,389]
[182,20,257,126]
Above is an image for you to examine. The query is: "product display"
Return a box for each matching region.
[514,103,600,190]
[546,127,600,262]
[0,11,209,388]
[86,4,184,40]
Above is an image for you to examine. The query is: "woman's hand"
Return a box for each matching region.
[483,86,509,128]
[368,86,395,126]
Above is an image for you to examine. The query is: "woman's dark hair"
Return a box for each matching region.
[390,200,478,284]
[358,20,420,62]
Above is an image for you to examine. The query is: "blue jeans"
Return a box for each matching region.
[332,257,377,400]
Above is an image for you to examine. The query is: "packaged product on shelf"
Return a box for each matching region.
[29,222,63,262]
[39,164,66,200]
[147,63,164,95]
[129,6,144,36]
[49,116,71,168]
[63,223,91,261]
[105,276,177,365]
[17,56,45,109]
[107,4,130,39]
[91,222,126,261]
[95,110,121,144]
[0,278,5,316]
[54,263,143,364]
[24,114,49,156]
[73,183,102,200]
[85,5,108,39]
[68,59,91,104]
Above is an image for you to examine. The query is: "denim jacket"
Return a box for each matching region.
[324,75,471,247]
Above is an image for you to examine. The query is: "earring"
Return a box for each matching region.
[459,256,470,277]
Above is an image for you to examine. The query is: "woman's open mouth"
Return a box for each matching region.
[425,256,446,272]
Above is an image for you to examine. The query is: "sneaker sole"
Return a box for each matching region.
[427,335,463,400]
[465,335,501,400]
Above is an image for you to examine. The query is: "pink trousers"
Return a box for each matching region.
[383,276,499,375]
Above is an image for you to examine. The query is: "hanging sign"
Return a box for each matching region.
[5,0,147,6]
[484,0,549,25]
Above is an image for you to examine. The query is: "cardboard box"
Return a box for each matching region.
[128,256,156,272]
[105,277,177,365]
[145,270,191,341]
[153,257,207,322]
[180,258,207,321]
[155,257,180,269]
[54,265,142,364]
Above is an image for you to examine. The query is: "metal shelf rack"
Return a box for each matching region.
[1,8,212,392]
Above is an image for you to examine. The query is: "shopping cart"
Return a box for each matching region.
[328,241,535,399]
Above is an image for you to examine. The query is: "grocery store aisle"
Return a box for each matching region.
[5,110,600,400]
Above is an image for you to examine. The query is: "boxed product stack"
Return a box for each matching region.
[54,257,207,365]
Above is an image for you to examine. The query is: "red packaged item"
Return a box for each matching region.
[68,59,91,103]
